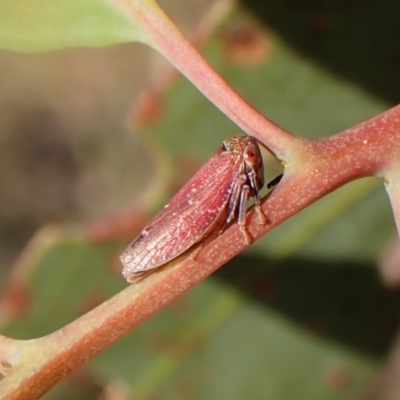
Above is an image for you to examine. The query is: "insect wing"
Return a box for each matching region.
[121,150,242,280]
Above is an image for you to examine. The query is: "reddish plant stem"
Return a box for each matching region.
[109,0,296,158]
[2,104,400,400]
[356,325,400,400]
[387,185,400,237]
[2,2,400,398]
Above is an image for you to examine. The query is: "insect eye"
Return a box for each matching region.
[244,147,257,163]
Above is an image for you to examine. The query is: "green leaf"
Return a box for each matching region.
[1,236,378,400]
[0,2,397,400]
[0,0,154,52]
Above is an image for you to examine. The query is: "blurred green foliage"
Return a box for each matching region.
[1,1,399,399]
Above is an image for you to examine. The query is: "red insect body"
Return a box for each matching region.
[121,135,266,283]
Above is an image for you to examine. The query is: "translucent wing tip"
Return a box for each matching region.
[120,251,138,283]
[120,250,154,283]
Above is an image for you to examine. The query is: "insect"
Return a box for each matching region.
[121,135,266,283]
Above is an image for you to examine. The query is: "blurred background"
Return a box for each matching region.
[1,0,400,399]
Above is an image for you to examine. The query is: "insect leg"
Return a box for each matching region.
[237,184,252,245]
[253,192,267,226]
[246,168,267,226]
[226,174,247,225]
[267,173,283,189]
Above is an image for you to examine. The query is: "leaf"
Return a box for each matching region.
[1,234,379,400]
[0,0,155,52]
[0,2,397,400]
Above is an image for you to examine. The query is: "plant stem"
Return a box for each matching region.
[110,0,296,157]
